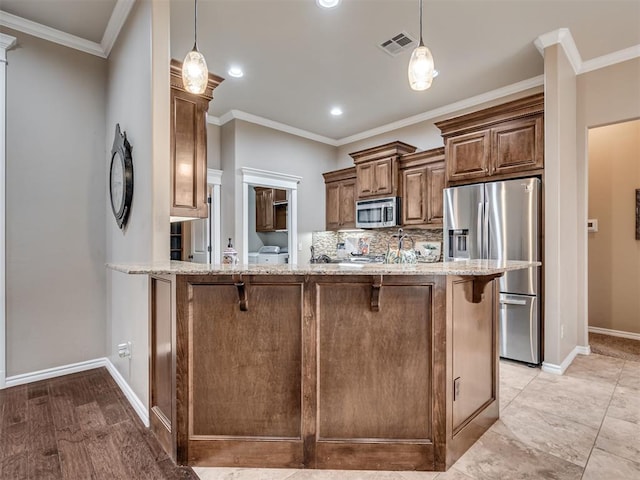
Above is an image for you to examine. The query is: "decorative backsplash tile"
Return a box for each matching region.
[312,228,444,262]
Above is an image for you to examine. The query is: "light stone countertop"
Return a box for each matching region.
[107,259,540,276]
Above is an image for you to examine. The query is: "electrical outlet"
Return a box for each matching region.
[454,377,461,401]
[561,325,565,339]
[117,341,132,358]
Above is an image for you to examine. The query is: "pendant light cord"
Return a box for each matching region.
[419,0,424,47]
[193,0,199,51]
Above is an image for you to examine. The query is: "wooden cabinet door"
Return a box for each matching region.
[325,183,341,230]
[426,162,445,225]
[402,166,428,226]
[315,280,436,470]
[326,180,356,230]
[356,158,395,199]
[356,163,376,198]
[339,179,356,229]
[492,116,543,175]
[255,188,274,232]
[373,157,394,196]
[446,131,491,182]
[170,90,208,218]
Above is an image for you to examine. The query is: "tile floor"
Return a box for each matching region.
[194,354,640,480]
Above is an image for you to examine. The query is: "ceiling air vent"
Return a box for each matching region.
[378,31,416,57]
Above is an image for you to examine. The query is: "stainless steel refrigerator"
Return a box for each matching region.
[443,178,541,365]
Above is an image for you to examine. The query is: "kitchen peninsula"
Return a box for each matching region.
[108,259,539,472]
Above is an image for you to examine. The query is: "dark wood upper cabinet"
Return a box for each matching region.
[255,187,287,232]
[436,93,544,185]
[350,141,417,200]
[400,148,445,228]
[323,167,356,231]
[169,59,224,219]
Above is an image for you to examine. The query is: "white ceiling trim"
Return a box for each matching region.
[336,75,545,146]
[208,110,339,146]
[207,75,544,147]
[580,44,640,74]
[534,28,640,76]
[101,0,135,57]
[535,28,581,74]
[0,2,135,59]
[0,10,105,58]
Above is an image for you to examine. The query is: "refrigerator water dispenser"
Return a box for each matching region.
[448,229,470,259]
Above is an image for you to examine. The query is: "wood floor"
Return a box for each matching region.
[0,367,198,480]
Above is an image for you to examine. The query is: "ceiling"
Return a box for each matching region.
[2,0,639,141]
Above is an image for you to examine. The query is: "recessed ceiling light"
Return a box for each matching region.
[228,66,244,78]
[317,0,341,8]
[433,70,440,78]
[330,107,343,116]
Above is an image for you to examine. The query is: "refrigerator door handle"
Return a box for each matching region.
[484,201,490,259]
[500,298,527,306]
[477,202,484,259]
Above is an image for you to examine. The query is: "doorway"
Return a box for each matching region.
[587,119,640,340]
[240,167,302,265]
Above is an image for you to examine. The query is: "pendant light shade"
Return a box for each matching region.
[408,0,435,91]
[182,0,209,95]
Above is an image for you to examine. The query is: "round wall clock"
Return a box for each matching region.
[110,124,134,229]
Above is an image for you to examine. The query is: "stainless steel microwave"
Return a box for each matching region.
[355,197,401,229]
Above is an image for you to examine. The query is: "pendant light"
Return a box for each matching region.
[408,0,435,91]
[182,0,209,95]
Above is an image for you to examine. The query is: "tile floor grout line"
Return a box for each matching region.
[578,360,624,480]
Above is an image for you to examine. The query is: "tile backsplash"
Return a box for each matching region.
[312,228,444,262]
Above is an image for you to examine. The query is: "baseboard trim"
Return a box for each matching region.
[4,357,149,427]
[541,345,587,375]
[104,359,150,427]
[5,358,109,387]
[576,345,591,355]
[589,326,640,341]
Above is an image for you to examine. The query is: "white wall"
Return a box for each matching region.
[207,123,221,169]
[4,28,107,376]
[105,0,170,407]
[220,121,237,257]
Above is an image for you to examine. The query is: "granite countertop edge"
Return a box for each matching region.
[107,259,541,276]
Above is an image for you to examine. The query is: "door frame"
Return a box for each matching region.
[240,167,302,265]
[207,169,223,264]
[0,34,17,389]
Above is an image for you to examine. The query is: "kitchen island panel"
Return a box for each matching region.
[445,276,499,469]
[314,276,445,471]
[189,282,303,438]
[174,275,307,467]
[317,282,433,440]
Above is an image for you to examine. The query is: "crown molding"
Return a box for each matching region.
[206,76,543,147]
[336,75,544,146]
[580,44,640,74]
[0,32,16,56]
[0,10,105,58]
[0,1,135,59]
[534,28,581,74]
[101,0,135,57]
[534,28,639,76]
[208,110,339,146]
